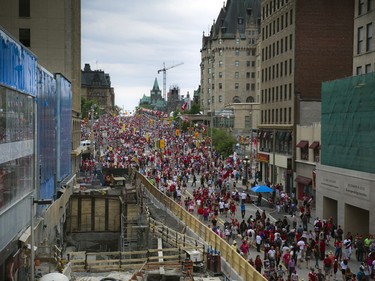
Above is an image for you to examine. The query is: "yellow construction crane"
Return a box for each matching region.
[157,62,184,101]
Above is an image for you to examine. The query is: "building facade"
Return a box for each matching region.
[81,64,115,113]
[258,0,354,192]
[0,0,82,178]
[0,27,73,280]
[200,0,261,114]
[139,78,167,112]
[317,72,375,235]
[294,123,320,204]
[0,1,80,279]
[0,31,37,279]
[353,0,375,75]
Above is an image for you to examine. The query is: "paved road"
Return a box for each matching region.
[176,172,364,281]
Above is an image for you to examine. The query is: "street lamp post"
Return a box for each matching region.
[242,156,250,186]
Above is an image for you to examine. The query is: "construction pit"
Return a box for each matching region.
[48,176,222,281]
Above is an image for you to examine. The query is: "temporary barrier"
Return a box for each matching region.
[136,170,267,281]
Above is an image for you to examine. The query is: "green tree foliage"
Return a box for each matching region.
[81,98,96,119]
[212,128,236,158]
[187,103,201,114]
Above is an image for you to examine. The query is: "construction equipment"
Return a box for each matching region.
[157,62,184,101]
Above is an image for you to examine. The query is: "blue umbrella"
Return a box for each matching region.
[250,185,273,193]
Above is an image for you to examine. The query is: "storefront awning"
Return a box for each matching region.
[309,141,320,149]
[296,140,308,148]
[295,175,312,186]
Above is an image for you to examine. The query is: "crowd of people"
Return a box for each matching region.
[81,111,375,281]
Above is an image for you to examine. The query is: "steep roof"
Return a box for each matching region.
[152,78,160,91]
[211,0,261,39]
[81,63,111,87]
[139,94,151,104]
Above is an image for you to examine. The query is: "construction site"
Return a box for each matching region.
[34,168,228,281]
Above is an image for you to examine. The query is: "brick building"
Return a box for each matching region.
[257,0,354,192]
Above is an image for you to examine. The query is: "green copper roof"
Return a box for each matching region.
[153,78,160,90]
[139,94,151,104]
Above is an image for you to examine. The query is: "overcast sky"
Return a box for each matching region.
[81,0,225,112]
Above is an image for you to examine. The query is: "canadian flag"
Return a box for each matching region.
[181,102,188,111]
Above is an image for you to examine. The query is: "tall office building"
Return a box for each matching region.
[315,0,375,237]
[0,1,81,279]
[200,0,261,115]
[0,0,82,174]
[257,0,354,191]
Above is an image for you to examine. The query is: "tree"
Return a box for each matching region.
[187,103,201,114]
[81,98,96,119]
[212,128,236,158]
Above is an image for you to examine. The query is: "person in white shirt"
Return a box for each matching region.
[219,200,224,215]
[246,228,256,248]
[196,198,201,208]
[256,234,262,252]
[343,238,352,260]
[291,270,298,281]
[268,246,276,260]
[297,239,306,257]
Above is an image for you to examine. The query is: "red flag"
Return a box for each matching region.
[181,102,188,111]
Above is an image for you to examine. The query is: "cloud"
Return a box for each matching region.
[82,0,224,111]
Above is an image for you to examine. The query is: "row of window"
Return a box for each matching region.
[262,59,293,82]
[218,38,242,45]
[206,60,256,74]
[206,95,255,106]
[19,0,31,46]
[209,82,256,92]
[262,34,293,61]
[221,49,257,57]
[259,139,293,155]
[208,48,257,61]
[261,107,292,124]
[261,83,293,104]
[262,0,290,20]
[205,67,255,80]
[358,0,374,16]
[357,23,373,54]
[356,63,374,75]
[208,95,223,104]
[258,139,320,161]
[262,9,294,41]
[298,143,320,162]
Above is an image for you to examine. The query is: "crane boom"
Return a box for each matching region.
[157,62,184,101]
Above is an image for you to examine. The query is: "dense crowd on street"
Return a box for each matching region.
[80,111,375,281]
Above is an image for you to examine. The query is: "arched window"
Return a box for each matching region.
[246,96,255,103]
[232,96,241,103]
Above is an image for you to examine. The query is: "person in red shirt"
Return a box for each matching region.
[319,239,326,260]
[308,268,318,281]
[334,239,343,261]
[254,254,263,273]
[240,240,249,258]
[230,201,236,217]
[323,254,333,280]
